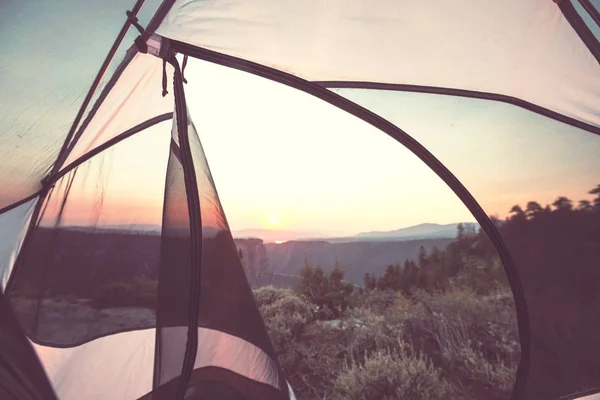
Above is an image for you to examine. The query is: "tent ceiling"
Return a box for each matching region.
[156,0,600,130]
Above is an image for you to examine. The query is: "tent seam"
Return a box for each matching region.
[168,53,204,400]
[46,113,173,187]
[0,193,41,217]
[314,81,600,137]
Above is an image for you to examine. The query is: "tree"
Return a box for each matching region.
[589,184,600,208]
[509,205,527,223]
[525,201,544,219]
[363,272,377,291]
[509,205,524,215]
[457,223,465,241]
[578,200,593,212]
[430,246,442,264]
[326,263,355,316]
[297,262,328,305]
[418,246,428,269]
[296,261,354,318]
[552,196,573,211]
[377,264,403,291]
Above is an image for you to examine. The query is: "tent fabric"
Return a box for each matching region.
[0,198,37,290]
[153,102,283,396]
[59,50,174,170]
[0,289,57,400]
[31,328,280,400]
[0,0,162,210]
[5,122,170,346]
[155,0,600,130]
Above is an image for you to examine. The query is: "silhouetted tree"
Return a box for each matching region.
[525,201,544,219]
[296,261,354,318]
[578,200,593,212]
[363,273,377,291]
[418,246,428,269]
[552,196,573,211]
[590,184,600,208]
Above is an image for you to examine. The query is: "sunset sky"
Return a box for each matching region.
[183,58,600,235]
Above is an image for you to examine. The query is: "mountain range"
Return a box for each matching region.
[233,222,477,243]
[235,223,477,286]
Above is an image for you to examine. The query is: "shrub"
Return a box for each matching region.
[334,342,455,400]
[256,287,314,351]
[405,286,519,399]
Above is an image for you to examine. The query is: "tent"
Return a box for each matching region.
[0,0,599,399]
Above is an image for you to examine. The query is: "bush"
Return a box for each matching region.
[404,286,519,399]
[255,286,314,352]
[334,342,455,400]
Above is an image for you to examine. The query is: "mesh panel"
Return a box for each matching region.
[152,106,283,396]
[334,88,600,399]
[61,52,174,170]
[0,0,162,210]
[189,120,277,356]
[153,139,193,390]
[6,120,171,347]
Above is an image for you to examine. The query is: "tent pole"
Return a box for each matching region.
[558,0,600,64]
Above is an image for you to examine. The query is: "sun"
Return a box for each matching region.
[267,213,280,226]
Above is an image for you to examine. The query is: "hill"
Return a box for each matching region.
[264,238,453,286]
[353,222,478,241]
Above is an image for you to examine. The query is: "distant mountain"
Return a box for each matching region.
[234,222,477,244]
[232,229,332,243]
[354,222,478,241]
[264,238,454,286]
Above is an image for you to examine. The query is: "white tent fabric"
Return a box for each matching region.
[0,199,37,290]
[32,327,280,400]
[60,52,174,170]
[156,0,600,129]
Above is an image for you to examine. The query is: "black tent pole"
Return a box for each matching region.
[578,0,600,30]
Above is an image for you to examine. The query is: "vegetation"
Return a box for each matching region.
[254,185,600,399]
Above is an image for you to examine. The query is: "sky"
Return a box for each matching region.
[1,0,600,238]
[182,58,600,235]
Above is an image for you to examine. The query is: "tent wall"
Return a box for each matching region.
[5,120,171,347]
[155,0,600,130]
[59,51,174,170]
[0,199,37,290]
[0,289,57,400]
[0,0,162,210]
